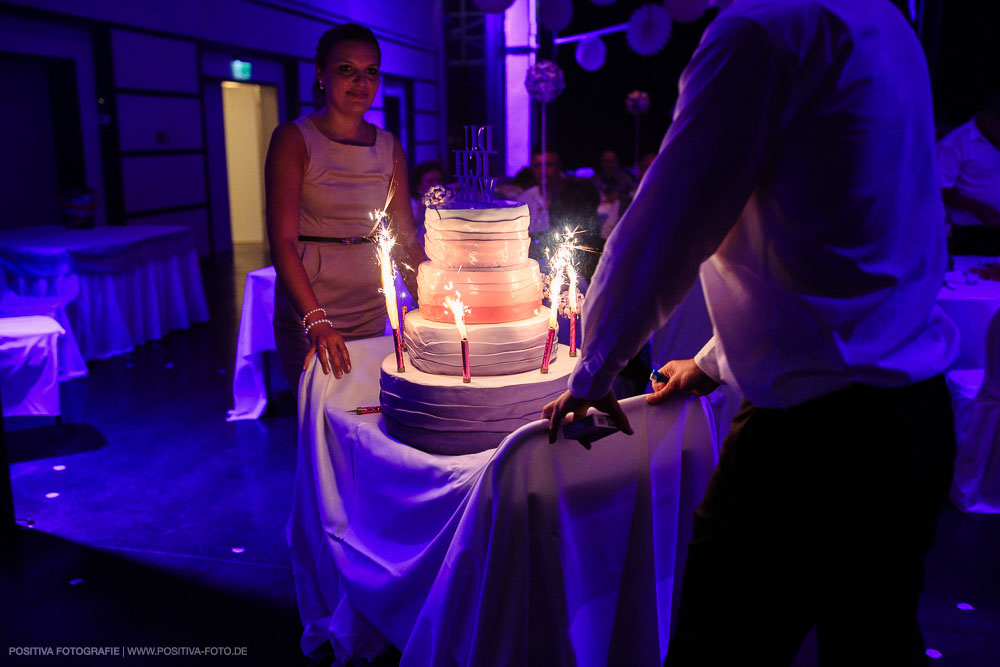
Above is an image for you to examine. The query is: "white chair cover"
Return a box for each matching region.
[287,335,719,665]
[0,315,64,417]
[948,308,1000,513]
[0,267,86,381]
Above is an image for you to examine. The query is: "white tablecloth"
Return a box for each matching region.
[228,266,415,421]
[0,316,64,417]
[0,225,209,362]
[939,271,1000,370]
[287,334,719,665]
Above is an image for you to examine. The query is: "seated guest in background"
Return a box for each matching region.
[593,149,636,205]
[938,92,1000,255]
[520,146,566,237]
[593,149,636,239]
[410,160,445,249]
[496,166,536,201]
[636,151,657,184]
[548,177,603,282]
[544,0,958,664]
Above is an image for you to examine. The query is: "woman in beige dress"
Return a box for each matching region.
[265,24,423,392]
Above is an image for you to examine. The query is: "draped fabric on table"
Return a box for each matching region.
[948,309,1000,513]
[287,335,719,665]
[228,267,279,421]
[0,226,209,364]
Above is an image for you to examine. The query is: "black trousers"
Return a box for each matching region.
[665,376,955,667]
[949,224,1000,256]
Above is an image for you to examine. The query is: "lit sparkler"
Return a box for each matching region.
[444,293,471,383]
[567,263,578,357]
[374,210,405,372]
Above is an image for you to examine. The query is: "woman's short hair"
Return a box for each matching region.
[315,23,380,68]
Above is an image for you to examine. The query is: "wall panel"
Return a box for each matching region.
[122,155,205,213]
[117,95,203,152]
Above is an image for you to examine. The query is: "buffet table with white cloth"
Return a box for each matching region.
[0,225,209,362]
[287,334,720,665]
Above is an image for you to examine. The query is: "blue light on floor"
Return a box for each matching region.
[957,602,975,611]
[926,648,943,659]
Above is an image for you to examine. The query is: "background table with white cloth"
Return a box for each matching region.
[939,269,1000,370]
[0,225,209,367]
[287,334,720,665]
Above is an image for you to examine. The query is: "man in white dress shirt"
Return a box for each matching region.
[543,0,959,663]
[938,93,1000,255]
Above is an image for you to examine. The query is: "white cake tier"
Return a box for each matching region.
[403,308,557,376]
[417,260,543,324]
[379,346,576,455]
[423,200,529,234]
[423,225,529,268]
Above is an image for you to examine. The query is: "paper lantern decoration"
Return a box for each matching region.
[626,90,651,115]
[525,60,566,103]
[627,4,672,56]
[539,0,573,32]
[474,0,516,11]
[591,0,616,5]
[575,36,606,72]
[663,0,709,22]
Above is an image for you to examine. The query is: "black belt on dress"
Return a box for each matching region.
[298,234,374,245]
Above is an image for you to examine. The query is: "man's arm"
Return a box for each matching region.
[942,187,1000,226]
[545,15,791,439]
[568,16,790,401]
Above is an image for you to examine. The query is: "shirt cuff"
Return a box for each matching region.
[568,361,618,402]
[693,336,724,385]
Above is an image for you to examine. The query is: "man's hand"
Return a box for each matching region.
[541,389,634,444]
[646,359,720,405]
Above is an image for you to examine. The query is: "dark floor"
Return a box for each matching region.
[2,244,999,666]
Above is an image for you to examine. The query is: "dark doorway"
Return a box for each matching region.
[0,52,85,230]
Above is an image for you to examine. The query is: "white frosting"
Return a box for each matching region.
[424,201,529,233]
[380,348,576,454]
[404,309,557,376]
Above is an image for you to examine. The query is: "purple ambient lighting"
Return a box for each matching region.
[164,362,174,369]
[45,492,59,499]
[957,602,974,611]
[231,547,245,554]
[69,579,84,585]
[52,465,66,471]
[926,649,943,659]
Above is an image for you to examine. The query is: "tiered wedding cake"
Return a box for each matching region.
[379,128,576,454]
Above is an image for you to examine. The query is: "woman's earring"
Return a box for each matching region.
[318,80,325,91]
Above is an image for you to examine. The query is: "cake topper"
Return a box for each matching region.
[453,125,498,203]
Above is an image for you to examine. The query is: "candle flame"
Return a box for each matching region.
[444,293,469,340]
[373,210,400,330]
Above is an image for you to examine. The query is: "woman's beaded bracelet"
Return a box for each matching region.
[304,318,333,336]
[301,307,327,328]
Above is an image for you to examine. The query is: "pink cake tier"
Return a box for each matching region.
[423,200,530,268]
[417,260,543,324]
[403,308,557,376]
